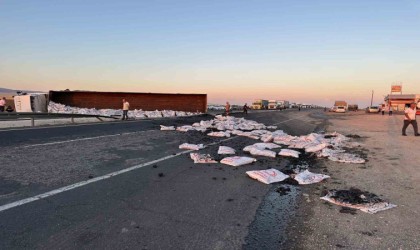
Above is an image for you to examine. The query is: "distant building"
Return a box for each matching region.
[384,94,420,111]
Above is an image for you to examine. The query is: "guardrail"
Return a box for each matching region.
[0,112,118,126]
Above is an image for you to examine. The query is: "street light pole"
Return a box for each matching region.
[370,90,374,107]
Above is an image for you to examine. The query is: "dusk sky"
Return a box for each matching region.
[1,0,419,106]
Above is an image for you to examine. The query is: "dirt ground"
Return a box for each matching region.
[286,111,420,249]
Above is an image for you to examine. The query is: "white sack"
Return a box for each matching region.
[253,143,281,150]
[208,131,231,138]
[179,143,204,151]
[278,149,301,158]
[249,148,276,158]
[218,146,236,155]
[190,153,218,163]
[220,156,257,167]
[293,170,330,185]
[160,125,175,131]
[176,126,194,132]
[260,134,274,143]
[305,143,327,153]
[246,169,289,184]
[328,153,366,164]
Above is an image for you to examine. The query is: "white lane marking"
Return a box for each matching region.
[19,130,155,149]
[0,115,301,213]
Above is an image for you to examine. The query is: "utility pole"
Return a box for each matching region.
[370,90,374,107]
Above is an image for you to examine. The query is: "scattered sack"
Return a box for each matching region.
[218,146,236,155]
[208,131,231,137]
[243,143,280,152]
[305,143,327,153]
[253,143,281,150]
[316,148,345,158]
[328,153,366,164]
[179,143,204,150]
[293,170,330,185]
[190,153,218,163]
[246,169,289,184]
[220,156,257,167]
[249,148,276,158]
[160,125,175,131]
[176,126,194,132]
[260,134,274,143]
[278,149,301,158]
[321,188,397,214]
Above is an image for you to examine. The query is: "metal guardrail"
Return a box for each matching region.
[0,112,118,126]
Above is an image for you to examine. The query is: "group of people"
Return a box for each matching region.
[224,102,250,116]
[0,97,14,112]
[381,106,393,116]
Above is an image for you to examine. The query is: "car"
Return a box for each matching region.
[335,106,346,113]
[367,106,380,113]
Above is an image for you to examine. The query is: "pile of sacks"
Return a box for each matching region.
[48,101,201,118]
[170,115,270,135]
[167,115,365,164]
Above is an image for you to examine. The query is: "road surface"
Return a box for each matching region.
[0,109,325,249]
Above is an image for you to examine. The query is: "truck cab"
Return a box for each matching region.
[252,100,268,110]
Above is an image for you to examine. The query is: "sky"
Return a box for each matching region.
[1,0,419,106]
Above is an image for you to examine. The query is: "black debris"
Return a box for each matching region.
[346,134,361,138]
[281,178,299,186]
[158,173,165,177]
[275,185,291,196]
[330,188,384,205]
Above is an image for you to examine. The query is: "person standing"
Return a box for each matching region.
[225,102,230,116]
[402,103,419,136]
[0,97,6,112]
[243,103,249,115]
[388,105,393,116]
[122,99,130,120]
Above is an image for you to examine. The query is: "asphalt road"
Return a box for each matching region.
[0,109,326,249]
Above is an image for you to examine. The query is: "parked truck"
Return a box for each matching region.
[278,100,289,110]
[348,104,358,111]
[252,99,268,110]
[268,100,277,110]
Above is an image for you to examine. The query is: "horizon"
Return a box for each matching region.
[1,0,419,107]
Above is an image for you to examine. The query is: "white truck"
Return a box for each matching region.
[252,99,268,110]
[14,93,48,112]
[268,100,278,110]
[268,100,289,110]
